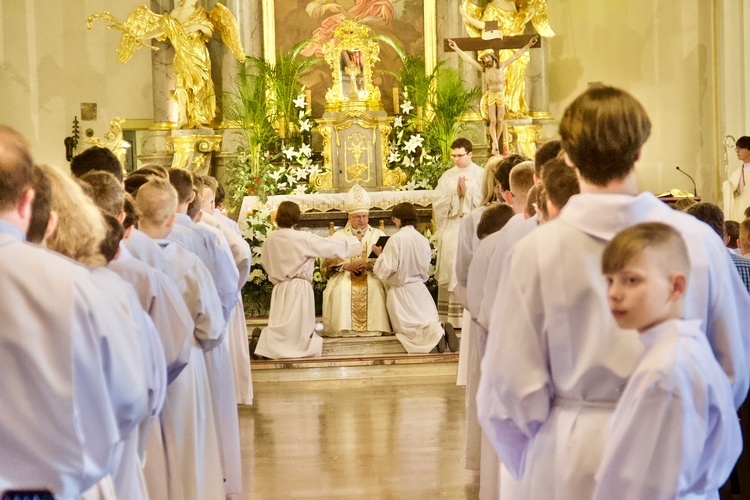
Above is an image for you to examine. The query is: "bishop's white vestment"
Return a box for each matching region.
[373,225,443,354]
[256,228,360,359]
[322,224,391,336]
[477,192,750,500]
[593,319,741,500]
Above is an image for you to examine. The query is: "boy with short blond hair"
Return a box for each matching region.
[595,222,740,499]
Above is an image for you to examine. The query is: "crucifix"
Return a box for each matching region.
[444,24,541,156]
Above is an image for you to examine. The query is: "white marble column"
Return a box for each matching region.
[150,0,177,125]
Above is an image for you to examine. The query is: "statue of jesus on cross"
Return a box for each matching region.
[447,32,538,156]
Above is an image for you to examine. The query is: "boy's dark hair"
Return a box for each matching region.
[121,193,139,230]
[736,136,750,150]
[215,184,226,206]
[276,201,301,228]
[477,203,515,240]
[685,202,725,239]
[124,173,152,196]
[450,137,473,153]
[136,164,170,179]
[494,154,529,193]
[70,146,123,182]
[560,86,651,187]
[541,157,580,210]
[186,176,205,220]
[168,168,195,204]
[27,165,52,244]
[0,125,34,212]
[391,202,418,227]
[80,171,124,218]
[725,220,740,249]
[534,139,562,177]
[100,215,124,263]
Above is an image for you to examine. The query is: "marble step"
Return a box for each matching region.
[246,319,462,381]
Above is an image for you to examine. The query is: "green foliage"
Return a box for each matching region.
[426,68,482,160]
[385,44,481,189]
[223,44,321,211]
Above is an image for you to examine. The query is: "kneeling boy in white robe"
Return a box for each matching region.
[256,201,360,359]
[595,223,741,499]
[372,202,457,354]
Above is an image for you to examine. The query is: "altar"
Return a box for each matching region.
[239,189,435,236]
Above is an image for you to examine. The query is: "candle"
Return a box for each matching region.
[392,88,399,114]
[305,90,312,112]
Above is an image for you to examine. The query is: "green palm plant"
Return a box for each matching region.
[425,67,482,160]
[269,42,317,137]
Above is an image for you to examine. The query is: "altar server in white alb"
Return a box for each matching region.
[595,223,741,499]
[168,168,239,322]
[256,201,361,359]
[477,86,750,500]
[432,137,484,324]
[39,163,169,500]
[722,135,750,222]
[199,175,255,406]
[322,183,391,336]
[135,178,226,500]
[0,127,152,498]
[372,202,457,353]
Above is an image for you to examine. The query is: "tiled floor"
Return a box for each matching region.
[239,372,478,499]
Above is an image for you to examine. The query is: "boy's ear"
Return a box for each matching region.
[669,273,687,300]
[165,214,176,228]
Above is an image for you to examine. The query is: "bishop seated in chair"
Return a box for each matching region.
[321,184,392,337]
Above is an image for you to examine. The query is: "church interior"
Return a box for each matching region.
[2,0,750,498]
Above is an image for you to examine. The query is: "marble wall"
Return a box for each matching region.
[0,1,153,167]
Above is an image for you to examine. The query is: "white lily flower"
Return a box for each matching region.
[299,119,312,132]
[268,170,283,181]
[282,146,297,160]
[293,185,308,195]
[393,116,403,128]
[402,156,414,168]
[400,100,414,114]
[293,94,307,108]
[299,143,313,157]
[388,151,400,163]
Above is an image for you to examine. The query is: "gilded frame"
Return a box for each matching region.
[262,0,438,114]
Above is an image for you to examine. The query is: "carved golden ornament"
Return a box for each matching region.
[86,117,129,167]
[322,19,382,112]
[167,134,222,170]
[345,133,370,183]
[508,124,541,159]
[310,170,333,191]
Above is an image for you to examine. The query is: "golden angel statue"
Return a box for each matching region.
[88,0,246,129]
[460,0,554,119]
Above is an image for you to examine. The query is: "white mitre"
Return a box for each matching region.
[344,184,371,214]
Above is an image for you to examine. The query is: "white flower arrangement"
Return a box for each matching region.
[387,92,441,191]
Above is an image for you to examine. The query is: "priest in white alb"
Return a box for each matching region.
[432,137,484,325]
[723,135,750,222]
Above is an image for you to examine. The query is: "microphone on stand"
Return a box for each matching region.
[675,166,698,197]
